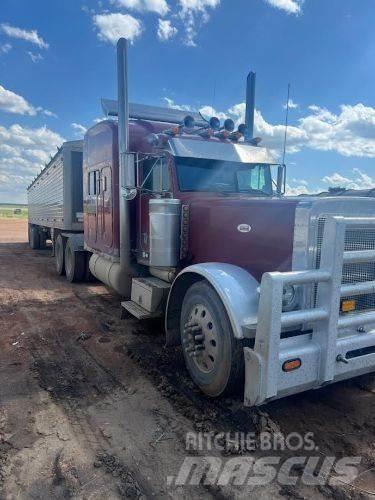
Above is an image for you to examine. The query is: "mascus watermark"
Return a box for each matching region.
[166,432,361,487]
[167,455,362,486]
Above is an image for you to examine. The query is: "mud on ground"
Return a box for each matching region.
[0,218,374,499]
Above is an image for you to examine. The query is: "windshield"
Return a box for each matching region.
[175,157,274,195]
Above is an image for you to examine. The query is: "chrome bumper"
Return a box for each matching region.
[244,215,375,406]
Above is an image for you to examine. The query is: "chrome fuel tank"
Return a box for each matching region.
[149,198,181,267]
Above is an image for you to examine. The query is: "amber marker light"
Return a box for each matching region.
[341,299,356,313]
[282,358,302,372]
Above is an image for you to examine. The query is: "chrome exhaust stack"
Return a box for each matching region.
[245,71,256,142]
[89,37,138,297]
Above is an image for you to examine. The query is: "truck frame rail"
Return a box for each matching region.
[244,215,375,406]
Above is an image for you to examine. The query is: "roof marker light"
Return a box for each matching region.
[229,123,248,142]
[209,116,221,131]
[224,118,235,132]
[183,115,195,129]
[238,124,248,136]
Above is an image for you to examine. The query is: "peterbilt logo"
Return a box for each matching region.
[237,224,252,233]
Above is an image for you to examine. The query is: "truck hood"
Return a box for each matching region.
[185,195,299,281]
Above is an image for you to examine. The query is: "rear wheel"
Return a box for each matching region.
[65,238,85,283]
[180,281,244,397]
[55,234,65,275]
[39,231,47,249]
[29,226,40,249]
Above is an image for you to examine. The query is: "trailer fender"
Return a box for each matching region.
[61,232,85,251]
[165,263,260,346]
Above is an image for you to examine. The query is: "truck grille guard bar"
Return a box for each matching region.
[244,215,375,406]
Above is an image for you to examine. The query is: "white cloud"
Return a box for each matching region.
[227,101,375,158]
[263,0,302,14]
[199,105,227,121]
[71,123,87,137]
[166,97,375,159]
[164,97,192,111]
[113,0,169,16]
[93,13,143,44]
[28,51,43,63]
[178,0,220,13]
[0,85,56,118]
[0,23,49,49]
[0,124,64,203]
[285,183,310,196]
[0,85,37,115]
[157,19,177,41]
[0,43,12,54]
[42,109,57,118]
[178,0,220,46]
[298,104,375,157]
[322,169,375,190]
[284,98,299,109]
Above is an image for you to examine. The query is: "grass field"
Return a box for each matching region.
[0,204,28,219]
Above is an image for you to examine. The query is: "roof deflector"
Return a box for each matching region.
[101,98,206,126]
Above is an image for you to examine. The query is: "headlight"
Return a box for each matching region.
[282,284,296,311]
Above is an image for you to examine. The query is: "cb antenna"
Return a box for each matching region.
[282,83,291,165]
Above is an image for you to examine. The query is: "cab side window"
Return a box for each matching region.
[88,170,100,195]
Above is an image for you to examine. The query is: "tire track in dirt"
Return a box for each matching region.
[1,221,374,499]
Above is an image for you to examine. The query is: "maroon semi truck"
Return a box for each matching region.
[28,38,375,406]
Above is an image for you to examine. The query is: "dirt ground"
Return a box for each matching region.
[0,218,374,499]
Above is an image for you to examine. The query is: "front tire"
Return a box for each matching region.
[180,281,244,397]
[65,239,85,283]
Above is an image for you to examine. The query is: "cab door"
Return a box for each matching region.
[85,168,99,246]
[99,165,113,250]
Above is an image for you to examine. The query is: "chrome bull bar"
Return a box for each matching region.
[244,215,375,406]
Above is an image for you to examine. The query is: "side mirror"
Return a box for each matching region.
[276,164,286,195]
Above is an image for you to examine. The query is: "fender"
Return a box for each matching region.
[165,263,260,346]
[61,232,85,251]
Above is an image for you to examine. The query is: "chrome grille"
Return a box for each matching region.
[316,217,375,311]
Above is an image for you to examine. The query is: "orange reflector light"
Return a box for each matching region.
[341,299,356,313]
[282,358,302,372]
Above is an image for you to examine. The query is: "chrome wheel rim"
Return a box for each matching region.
[182,303,218,373]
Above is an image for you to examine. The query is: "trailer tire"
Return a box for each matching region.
[65,238,85,283]
[39,231,47,250]
[180,281,244,398]
[55,234,65,275]
[29,226,40,250]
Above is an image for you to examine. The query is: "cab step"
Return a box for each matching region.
[121,300,163,320]
[121,276,171,320]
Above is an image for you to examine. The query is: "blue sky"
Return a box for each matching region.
[0,0,374,202]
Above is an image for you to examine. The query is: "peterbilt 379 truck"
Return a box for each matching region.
[28,38,375,406]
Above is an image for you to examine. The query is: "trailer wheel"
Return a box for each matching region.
[39,231,47,250]
[180,281,244,397]
[65,239,85,283]
[29,226,40,249]
[55,234,65,275]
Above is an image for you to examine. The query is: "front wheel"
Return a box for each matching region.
[180,281,244,397]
